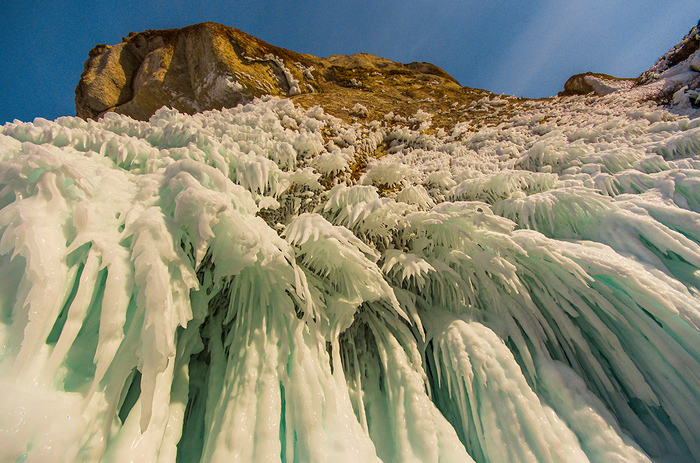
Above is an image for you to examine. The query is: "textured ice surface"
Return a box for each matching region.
[1,80,700,463]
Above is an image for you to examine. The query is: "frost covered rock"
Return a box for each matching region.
[557,22,700,110]
[350,102,369,117]
[639,21,700,84]
[5,16,700,463]
[560,72,635,96]
[634,20,700,107]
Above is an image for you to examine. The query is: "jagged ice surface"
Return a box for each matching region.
[1,88,700,462]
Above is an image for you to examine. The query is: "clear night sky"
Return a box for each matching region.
[1,0,698,124]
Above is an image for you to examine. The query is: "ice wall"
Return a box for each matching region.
[1,89,700,462]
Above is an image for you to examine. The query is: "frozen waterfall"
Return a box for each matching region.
[2,89,700,463]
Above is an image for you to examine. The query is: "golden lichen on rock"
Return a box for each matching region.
[76,23,317,120]
[75,21,532,132]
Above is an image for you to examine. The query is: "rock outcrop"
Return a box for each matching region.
[76,22,490,126]
[77,21,700,127]
[639,21,700,85]
[559,72,636,96]
[75,23,322,120]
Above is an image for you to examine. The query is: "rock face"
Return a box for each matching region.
[77,21,700,126]
[76,23,321,120]
[76,22,477,124]
[639,21,700,84]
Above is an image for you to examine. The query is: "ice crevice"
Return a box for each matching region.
[1,93,700,462]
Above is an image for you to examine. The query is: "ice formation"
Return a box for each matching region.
[3,35,700,463]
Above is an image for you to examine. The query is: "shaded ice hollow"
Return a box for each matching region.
[3,26,700,463]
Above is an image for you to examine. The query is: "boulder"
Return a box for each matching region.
[76,23,321,120]
[559,72,636,96]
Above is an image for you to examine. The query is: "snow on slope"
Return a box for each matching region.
[2,26,700,463]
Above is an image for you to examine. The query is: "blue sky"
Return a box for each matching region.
[1,1,698,124]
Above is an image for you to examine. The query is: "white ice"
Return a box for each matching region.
[2,30,700,462]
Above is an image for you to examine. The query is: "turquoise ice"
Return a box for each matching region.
[1,85,700,462]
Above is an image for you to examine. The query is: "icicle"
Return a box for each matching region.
[424,310,589,463]
[536,359,653,463]
[1,88,700,462]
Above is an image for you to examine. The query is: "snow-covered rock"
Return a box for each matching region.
[560,72,635,96]
[4,18,700,463]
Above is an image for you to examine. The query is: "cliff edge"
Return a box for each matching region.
[75,22,478,125]
[76,21,700,126]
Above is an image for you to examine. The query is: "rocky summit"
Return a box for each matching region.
[76,21,700,130]
[75,22,477,127]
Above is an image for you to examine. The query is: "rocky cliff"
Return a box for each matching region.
[75,22,526,129]
[76,21,700,128]
[75,23,476,120]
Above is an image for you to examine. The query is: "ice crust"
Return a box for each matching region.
[1,75,700,462]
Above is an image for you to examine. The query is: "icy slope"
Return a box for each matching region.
[2,23,700,463]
